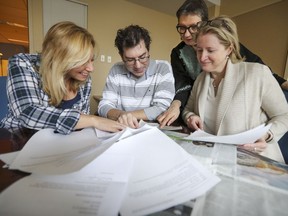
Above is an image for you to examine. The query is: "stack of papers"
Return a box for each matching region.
[0,123,220,216]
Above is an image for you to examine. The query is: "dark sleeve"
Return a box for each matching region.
[239,43,286,86]
[170,47,194,111]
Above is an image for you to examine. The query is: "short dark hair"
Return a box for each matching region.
[114,25,151,56]
[176,0,209,21]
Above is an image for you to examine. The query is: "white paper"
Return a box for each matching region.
[103,127,220,216]
[0,153,134,216]
[8,122,155,175]
[184,124,271,145]
[192,174,288,216]
[2,123,220,216]
[95,120,153,143]
[0,151,19,167]
[179,142,214,169]
[9,128,116,174]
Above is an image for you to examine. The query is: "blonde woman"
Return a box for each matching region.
[0,21,125,134]
[182,16,288,162]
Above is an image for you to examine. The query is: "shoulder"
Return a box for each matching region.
[10,53,40,63]
[8,53,41,77]
[237,61,270,73]
[9,53,40,70]
[108,62,128,76]
[155,60,171,67]
[172,41,186,51]
[110,62,126,72]
[239,43,264,64]
[232,62,273,83]
[152,60,172,74]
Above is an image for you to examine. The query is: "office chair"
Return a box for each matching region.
[279,133,288,164]
[278,89,288,164]
[0,76,8,121]
[283,89,288,102]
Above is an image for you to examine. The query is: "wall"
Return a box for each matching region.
[28,0,180,113]
[227,0,288,78]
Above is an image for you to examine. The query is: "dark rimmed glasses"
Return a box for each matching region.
[123,54,150,66]
[196,19,231,31]
[176,24,198,34]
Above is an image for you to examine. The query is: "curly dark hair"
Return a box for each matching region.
[114,25,151,56]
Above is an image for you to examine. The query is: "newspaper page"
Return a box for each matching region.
[192,173,288,216]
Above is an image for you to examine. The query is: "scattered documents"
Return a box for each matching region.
[7,122,152,175]
[9,128,113,174]
[0,124,220,216]
[184,124,271,145]
[102,127,220,216]
[0,153,133,216]
[192,173,288,216]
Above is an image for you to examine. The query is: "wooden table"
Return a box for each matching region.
[0,128,36,192]
[1,126,287,216]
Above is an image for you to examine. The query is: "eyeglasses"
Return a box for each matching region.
[123,55,150,66]
[176,24,198,34]
[196,19,231,31]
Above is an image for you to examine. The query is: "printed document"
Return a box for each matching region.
[1,124,221,216]
[192,173,288,216]
[103,127,220,216]
[0,153,133,216]
[184,124,271,145]
[9,127,114,174]
[8,122,154,174]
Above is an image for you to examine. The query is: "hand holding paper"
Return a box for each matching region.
[184,124,271,145]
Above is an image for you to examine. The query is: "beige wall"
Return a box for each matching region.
[228,0,288,78]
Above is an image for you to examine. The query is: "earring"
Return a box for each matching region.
[226,55,229,59]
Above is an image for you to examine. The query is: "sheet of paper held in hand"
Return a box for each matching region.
[0,153,133,216]
[184,124,271,145]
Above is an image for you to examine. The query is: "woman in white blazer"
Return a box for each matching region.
[182,16,288,162]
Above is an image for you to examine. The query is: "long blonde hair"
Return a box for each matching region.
[40,21,96,106]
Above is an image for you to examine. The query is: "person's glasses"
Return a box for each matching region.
[196,19,231,31]
[124,54,150,66]
[176,24,198,34]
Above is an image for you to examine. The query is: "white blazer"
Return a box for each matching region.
[183,60,288,162]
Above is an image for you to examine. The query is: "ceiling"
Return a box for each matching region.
[0,0,28,49]
[125,0,283,17]
[126,0,215,17]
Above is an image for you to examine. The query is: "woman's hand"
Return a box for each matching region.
[239,137,267,153]
[157,100,181,128]
[93,116,126,132]
[186,115,203,131]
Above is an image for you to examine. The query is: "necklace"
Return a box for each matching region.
[212,80,217,88]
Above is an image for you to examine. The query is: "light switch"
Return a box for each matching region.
[100,55,105,62]
[107,56,112,63]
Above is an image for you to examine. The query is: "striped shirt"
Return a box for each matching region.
[98,60,175,120]
[0,53,91,134]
